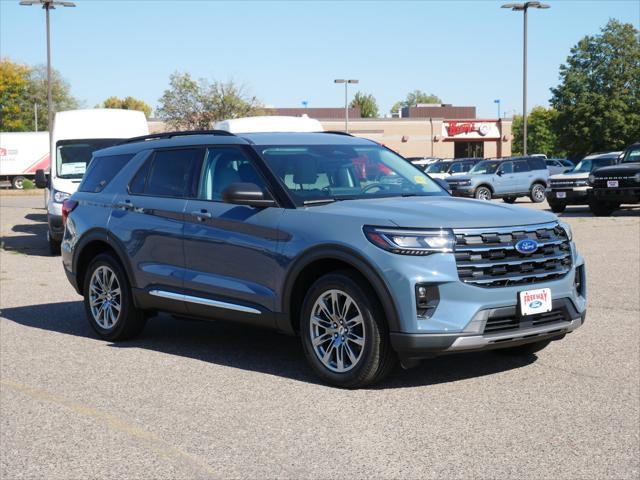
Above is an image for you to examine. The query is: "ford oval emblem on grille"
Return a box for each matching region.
[529,300,543,308]
[515,239,538,255]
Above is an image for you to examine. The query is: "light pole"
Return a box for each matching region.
[501,1,549,155]
[494,99,501,119]
[334,79,359,132]
[20,0,76,143]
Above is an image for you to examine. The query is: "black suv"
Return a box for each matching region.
[588,143,640,216]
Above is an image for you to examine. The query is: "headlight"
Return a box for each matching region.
[53,190,71,203]
[458,180,471,186]
[558,221,572,241]
[633,172,640,183]
[588,174,595,185]
[575,180,588,187]
[363,226,455,255]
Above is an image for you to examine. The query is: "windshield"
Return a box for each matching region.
[469,160,501,175]
[621,145,640,164]
[257,144,446,204]
[425,162,450,174]
[56,138,121,179]
[572,157,616,173]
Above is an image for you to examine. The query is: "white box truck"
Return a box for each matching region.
[0,131,50,189]
[35,109,149,254]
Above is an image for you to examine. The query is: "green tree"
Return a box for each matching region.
[29,64,80,131]
[0,59,79,131]
[550,19,640,159]
[349,91,379,118]
[0,59,32,131]
[512,107,564,157]
[157,72,262,130]
[391,90,442,115]
[100,96,152,118]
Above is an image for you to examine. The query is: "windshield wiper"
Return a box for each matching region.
[303,198,337,205]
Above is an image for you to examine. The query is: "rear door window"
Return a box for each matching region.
[527,157,547,170]
[514,161,530,173]
[79,154,134,193]
[129,148,201,197]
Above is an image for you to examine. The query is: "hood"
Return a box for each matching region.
[591,163,640,177]
[549,171,587,180]
[313,195,557,229]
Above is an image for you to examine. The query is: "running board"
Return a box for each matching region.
[148,290,261,315]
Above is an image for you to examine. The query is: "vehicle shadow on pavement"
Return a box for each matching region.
[1,213,51,257]
[551,205,640,218]
[1,301,537,390]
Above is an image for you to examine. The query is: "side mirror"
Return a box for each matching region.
[35,169,49,189]
[221,182,276,208]
[496,170,503,176]
[434,178,451,193]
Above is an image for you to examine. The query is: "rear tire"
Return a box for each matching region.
[529,183,546,203]
[549,201,567,213]
[503,196,517,204]
[83,253,146,341]
[589,202,619,216]
[498,339,553,356]
[474,186,492,201]
[11,176,26,190]
[300,270,396,388]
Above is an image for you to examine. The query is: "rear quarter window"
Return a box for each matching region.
[527,157,547,170]
[78,154,135,193]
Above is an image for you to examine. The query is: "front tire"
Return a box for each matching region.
[83,253,146,341]
[47,229,61,256]
[549,201,567,213]
[529,183,546,203]
[11,176,26,190]
[589,202,619,216]
[300,271,395,388]
[474,186,492,201]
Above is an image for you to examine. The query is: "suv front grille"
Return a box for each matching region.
[484,307,568,334]
[454,223,572,288]
[592,176,639,188]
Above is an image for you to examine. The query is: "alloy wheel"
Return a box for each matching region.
[89,265,122,329]
[532,185,545,202]
[309,289,366,373]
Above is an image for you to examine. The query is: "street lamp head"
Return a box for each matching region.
[501,3,524,10]
[494,99,501,103]
[334,79,346,84]
[347,79,359,84]
[19,0,76,7]
[502,1,550,10]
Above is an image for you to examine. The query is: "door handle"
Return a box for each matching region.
[191,209,212,220]
[115,200,133,210]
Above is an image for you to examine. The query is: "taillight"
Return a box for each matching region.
[62,199,78,225]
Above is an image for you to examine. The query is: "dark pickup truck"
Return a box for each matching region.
[588,142,640,216]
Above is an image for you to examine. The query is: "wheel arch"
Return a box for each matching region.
[475,183,494,193]
[73,229,137,296]
[280,245,401,335]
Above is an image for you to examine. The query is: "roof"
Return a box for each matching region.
[94,131,374,157]
[238,132,375,146]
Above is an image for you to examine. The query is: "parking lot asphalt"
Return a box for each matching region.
[1,193,639,479]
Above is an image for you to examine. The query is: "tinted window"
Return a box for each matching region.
[499,162,513,174]
[527,157,547,170]
[622,145,640,164]
[449,162,462,173]
[514,161,529,173]
[79,154,134,193]
[198,147,267,201]
[462,162,474,172]
[130,149,199,197]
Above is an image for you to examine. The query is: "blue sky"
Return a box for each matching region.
[1,0,638,118]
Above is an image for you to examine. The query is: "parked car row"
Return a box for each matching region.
[545,144,639,216]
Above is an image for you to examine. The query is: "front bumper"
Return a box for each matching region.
[590,186,640,204]
[545,188,589,204]
[449,185,474,197]
[391,298,585,361]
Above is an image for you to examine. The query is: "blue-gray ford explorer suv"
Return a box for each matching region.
[61,131,586,388]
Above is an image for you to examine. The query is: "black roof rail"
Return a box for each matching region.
[322,130,353,137]
[117,129,235,145]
